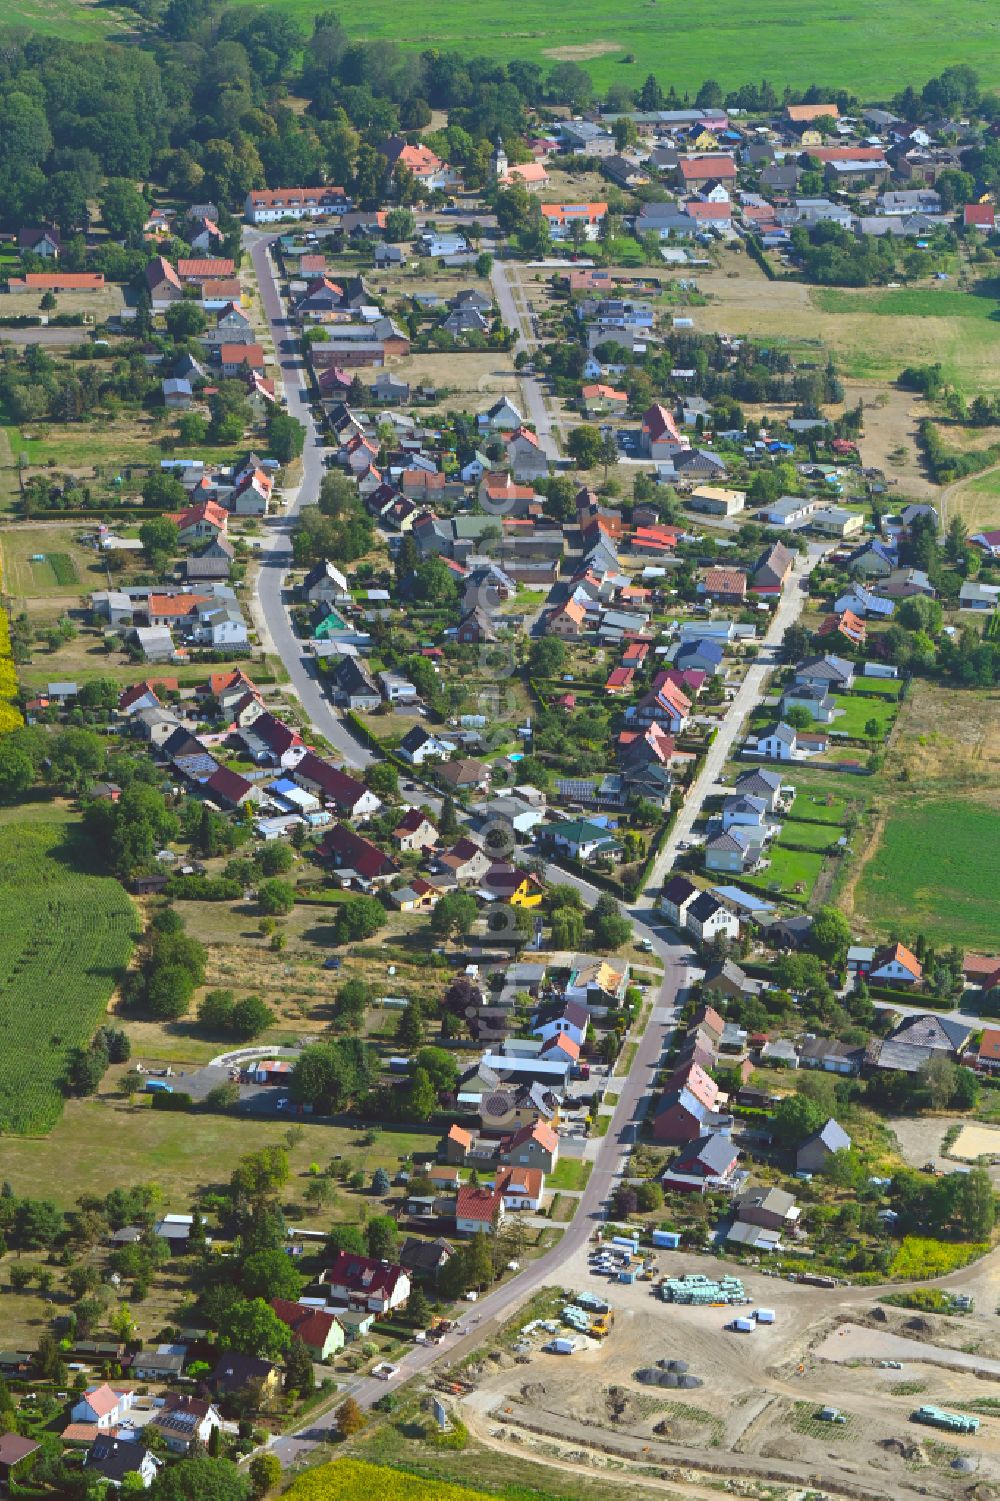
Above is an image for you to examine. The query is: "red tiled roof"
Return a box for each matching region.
[270,1298,341,1347]
[23,272,105,289]
[295,751,370,810]
[248,711,302,755]
[220,343,264,366]
[978,1028,1000,1062]
[324,1251,407,1298]
[318,823,396,880]
[147,592,210,618]
[205,765,252,804]
[811,146,887,163]
[177,258,235,279]
[703,567,747,595]
[455,1183,503,1222]
[679,155,736,180]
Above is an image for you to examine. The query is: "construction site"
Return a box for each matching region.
[449,1232,1000,1501]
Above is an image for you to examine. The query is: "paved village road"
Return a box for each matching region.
[490,258,560,461]
[243,238,851,1470]
[643,541,831,897]
[247,232,372,771]
[267,925,692,1468]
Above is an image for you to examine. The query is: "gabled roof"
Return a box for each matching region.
[325,1251,408,1297]
[455,1183,503,1222]
[662,874,698,907]
[295,751,371,810]
[269,1298,342,1347]
[802,1117,851,1155]
[674,1132,738,1174]
[318,823,396,880]
[872,942,923,980]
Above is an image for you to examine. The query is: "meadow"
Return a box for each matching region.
[699,258,1000,396]
[0,815,139,1133]
[20,0,1000,95]
[947,465,1000,531]
[0,1096,438,1206]
[853,798,1000,950]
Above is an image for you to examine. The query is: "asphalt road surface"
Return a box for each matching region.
[248,232,372,771]
[489,258,560,461]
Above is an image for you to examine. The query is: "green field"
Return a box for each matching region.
[830,693,898,739]
[854,798,1000,950]
[12,0,1000,95]
[774,819,842,852]
[0,817,138,1133]
[813,286,1000,322]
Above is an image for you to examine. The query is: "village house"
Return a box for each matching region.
[319,824,398,887]
[662,1133,741,1194]
[269,1300,345,1361]
[796,1118,851,1174]
[455,1182,506,1235]
[150,1396,222,1454]
[321,1251,410,1313]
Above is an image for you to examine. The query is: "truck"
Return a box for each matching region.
[144,1080,174,1094]
[544,1339,575,1355]
[754,1308,776,1325]
[727,1318,755,1334]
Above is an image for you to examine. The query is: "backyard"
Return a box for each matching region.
[829,693,899,739]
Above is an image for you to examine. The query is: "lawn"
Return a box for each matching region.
[849,678,904,699]
[773,819,842,852]
[853,797,1000,950]
[547,1157,593,1192]
[829,693,898,739]
[787,789,849,824]
[17,0,1000,95]
[699,259,1000,395]
[0,817,139,1133]
[756,845,826,900]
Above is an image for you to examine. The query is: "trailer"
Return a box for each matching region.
[755,1308,776,1325]
[545,1338,576,1355]
[652,1230,681,1249]
[727,1317,755,1334]
[912,1406,979,1435]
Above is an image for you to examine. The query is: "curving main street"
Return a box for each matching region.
[244,233,818,1467]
